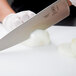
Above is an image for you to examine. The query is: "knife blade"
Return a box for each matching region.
[0,0,70,51]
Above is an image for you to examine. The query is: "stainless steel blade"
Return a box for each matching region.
[0,0,70,51]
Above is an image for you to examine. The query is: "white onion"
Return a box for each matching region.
[58,38,76,57]
[3,11,36,32]
[58,43,74,57]
[71,39,76,55]
[0,23,8,39]
[70,0,76,6]
[22,29,51,47]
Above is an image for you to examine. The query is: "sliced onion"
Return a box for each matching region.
[22,29,51,47]
[58,38,76,57]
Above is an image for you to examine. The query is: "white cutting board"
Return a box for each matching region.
[0,25,76,76]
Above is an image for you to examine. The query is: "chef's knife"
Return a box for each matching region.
[0,0,70,51]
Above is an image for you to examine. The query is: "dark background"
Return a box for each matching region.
[8,0,76,26]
